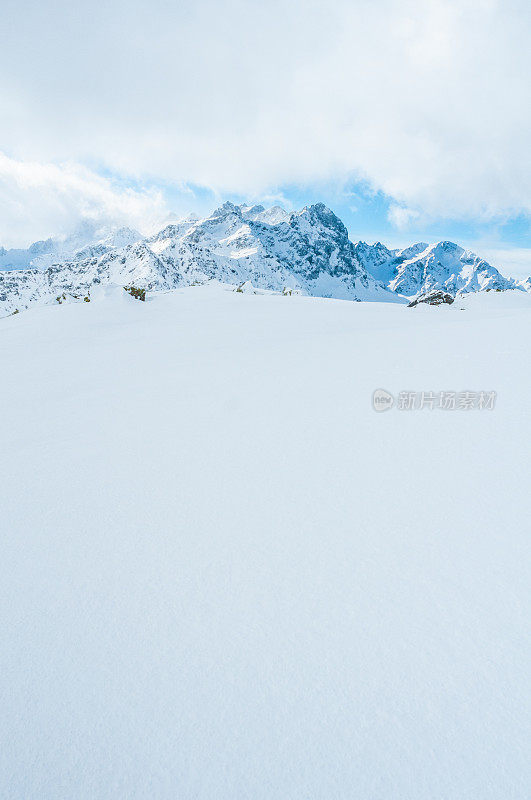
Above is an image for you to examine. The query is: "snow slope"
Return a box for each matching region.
[1,286,529,799]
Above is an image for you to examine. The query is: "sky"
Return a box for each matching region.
[1,0,530,276]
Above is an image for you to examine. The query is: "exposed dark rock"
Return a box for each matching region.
[124,285,146,301]
[408,290,455,307]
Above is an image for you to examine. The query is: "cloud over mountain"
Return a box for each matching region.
[1,0,530,230]
[0,154,168,248]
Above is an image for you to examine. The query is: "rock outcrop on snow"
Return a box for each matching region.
[407,290,455,307]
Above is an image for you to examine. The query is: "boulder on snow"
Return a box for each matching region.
[235,281,256,294]
[408,290,455,307]
[55,291,90,305]
[123,285,146,301]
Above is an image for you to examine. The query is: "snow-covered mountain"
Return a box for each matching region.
[0,203,398,315]
[0,221,141,272]
[389,241,516,296]
[0,203,523,316]
[355,240,517,296]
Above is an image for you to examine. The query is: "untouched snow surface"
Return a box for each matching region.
[1,285,530,799]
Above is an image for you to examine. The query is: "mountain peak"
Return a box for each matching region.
[297,203,346,234]
[211,201,242,219]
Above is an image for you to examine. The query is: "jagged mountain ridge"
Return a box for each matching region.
[393,241,513,295]
[354,240,517,295]
[0,202,522,315]
[0,203,398,315]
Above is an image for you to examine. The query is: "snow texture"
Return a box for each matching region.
[1,285,529,799]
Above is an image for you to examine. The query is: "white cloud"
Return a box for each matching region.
[0,154,168,247]
[0,0,530,233]
[387,205,420,229]
[479,247,531,281]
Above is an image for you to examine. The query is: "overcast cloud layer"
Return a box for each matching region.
[1,0,530,245]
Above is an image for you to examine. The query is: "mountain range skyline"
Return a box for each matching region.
[1,2,530,279]
[1,200,527,317]
[0,200,528,283]
[1,170,529,281]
